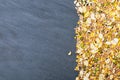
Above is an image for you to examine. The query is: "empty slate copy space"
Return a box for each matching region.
[0,0,78,80]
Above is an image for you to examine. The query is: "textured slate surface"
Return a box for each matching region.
[0,0,78,80]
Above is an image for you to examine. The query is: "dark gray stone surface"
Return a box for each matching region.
[0,0,78,80]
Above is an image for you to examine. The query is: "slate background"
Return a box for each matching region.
[0,0,78,80]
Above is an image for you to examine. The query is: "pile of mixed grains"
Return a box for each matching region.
[74,0,120,80]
